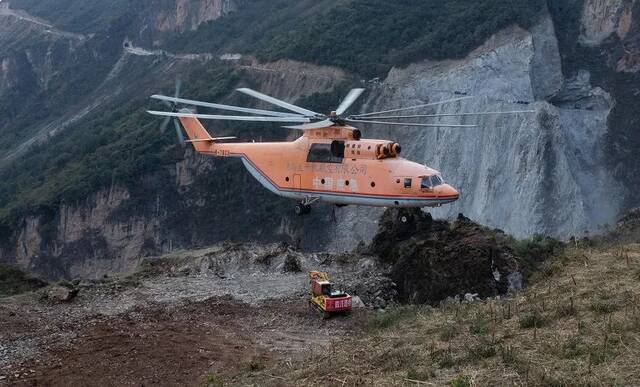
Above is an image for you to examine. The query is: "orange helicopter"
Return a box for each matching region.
[148,87,532,216]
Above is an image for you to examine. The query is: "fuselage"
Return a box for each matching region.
[179,118,460,208]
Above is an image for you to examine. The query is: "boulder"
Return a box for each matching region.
[45,285,78,303]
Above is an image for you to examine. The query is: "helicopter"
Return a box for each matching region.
[148,86,533,216]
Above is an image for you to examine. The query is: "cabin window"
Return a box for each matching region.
[307,141,344,163]
[404,178,412,188]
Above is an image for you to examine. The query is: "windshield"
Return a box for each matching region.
[421,175,444,189]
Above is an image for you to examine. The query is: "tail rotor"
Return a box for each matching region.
[158,79,186,147]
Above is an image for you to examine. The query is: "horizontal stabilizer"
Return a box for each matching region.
[184,136,237,143]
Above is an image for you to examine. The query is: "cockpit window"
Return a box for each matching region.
[307,142,343,163]
[421,175,444,189]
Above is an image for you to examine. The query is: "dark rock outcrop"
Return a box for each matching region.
[369,208,520,305]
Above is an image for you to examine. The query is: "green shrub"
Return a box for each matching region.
[467,343,497,361]
[519,312,547,329]
[450,374,472,387]
[469,314,491,335]
[590,298,619,315]
[562,336,587,359]
[203,372,223,387]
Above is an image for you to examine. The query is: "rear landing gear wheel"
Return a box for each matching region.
[400,215,408,223]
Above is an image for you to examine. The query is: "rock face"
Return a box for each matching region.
[154,0,237,33]
[328,11,623,249]
[580,0,627,45]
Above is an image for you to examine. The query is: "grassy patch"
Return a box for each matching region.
[469,313,491,335]
[432,349,456,369]
[366,307,417,332]
[590,298,619,315]
[467,342,498,361]
[233,244,640,385]
[519,311,547,329]
[562,336,588,359]
[439,323,459,341]
[450,374,472,387]
[589,345,616,365]
[203,372,223,387]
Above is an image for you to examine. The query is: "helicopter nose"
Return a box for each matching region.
[439,184,459,200]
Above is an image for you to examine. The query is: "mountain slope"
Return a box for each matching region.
[0,0,638,279]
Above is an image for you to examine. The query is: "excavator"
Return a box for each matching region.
[309,271,352,319]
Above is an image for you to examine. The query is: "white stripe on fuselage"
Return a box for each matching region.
[240,158,455,208]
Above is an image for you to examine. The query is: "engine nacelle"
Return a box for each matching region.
[376,142,402,159]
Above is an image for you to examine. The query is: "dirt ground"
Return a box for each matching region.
[3,297,365,386]
[0,244,374,386]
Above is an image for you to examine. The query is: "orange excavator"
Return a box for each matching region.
[309,271,352,319]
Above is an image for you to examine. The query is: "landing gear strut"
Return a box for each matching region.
[295,196,319,216]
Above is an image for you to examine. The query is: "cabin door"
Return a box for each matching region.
[293,174,302,190]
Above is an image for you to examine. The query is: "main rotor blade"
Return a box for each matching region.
[336,88,365,115]
[345,119,476,128]
[147,110,311,123]
[236,88,320,117]
[150,95,304,118]
[349,110,536,120]
[282,119,335,130]
[352,96,474,118]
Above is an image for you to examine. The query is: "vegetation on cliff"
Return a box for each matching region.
[165,0,545,77]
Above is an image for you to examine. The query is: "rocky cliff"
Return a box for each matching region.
[329,9,626,250]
